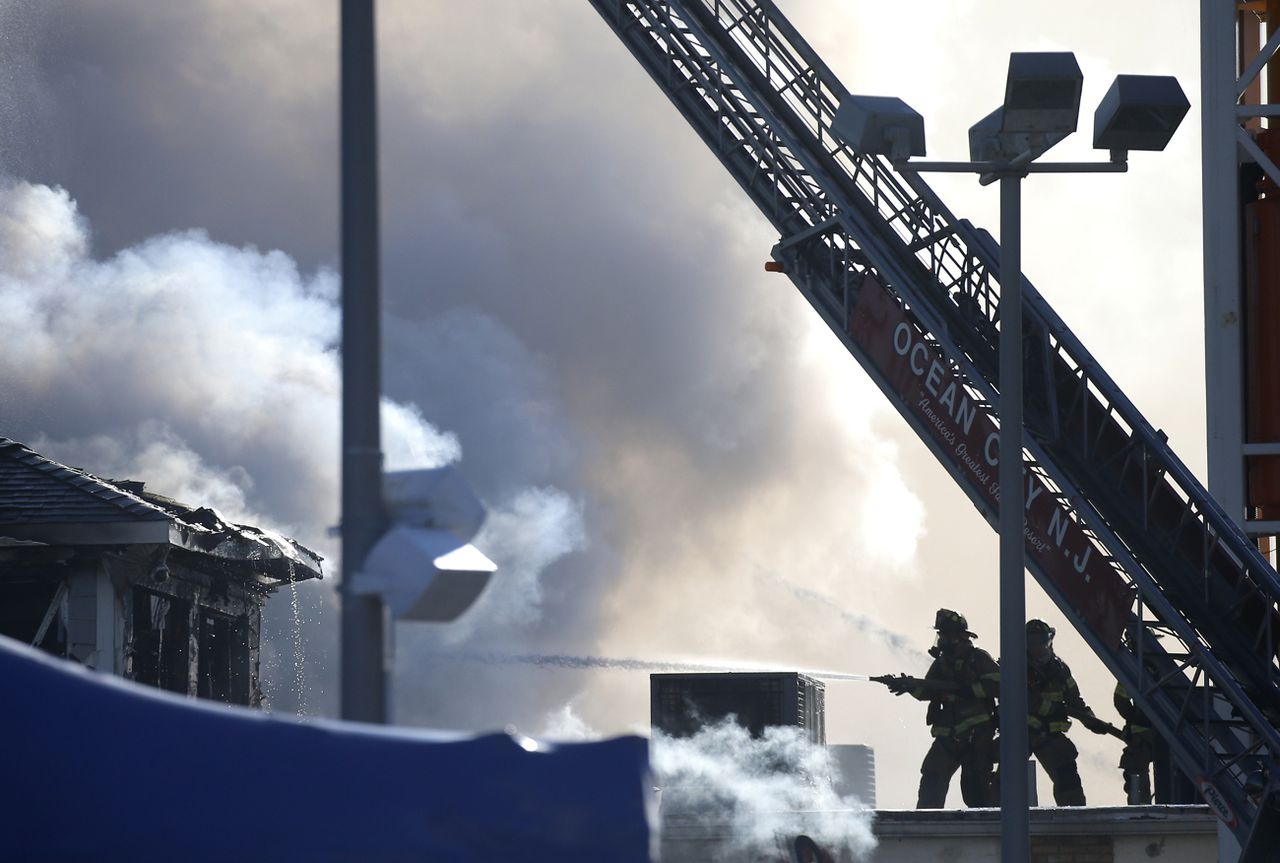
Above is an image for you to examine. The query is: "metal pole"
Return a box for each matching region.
[1201,0,1246,530]
[998,172,1030,861]
[340,0,388,724]
[1203,8,1249,859]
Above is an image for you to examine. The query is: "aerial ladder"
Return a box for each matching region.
[588,1,1280,857]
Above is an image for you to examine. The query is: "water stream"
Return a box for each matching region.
[287,578,307,715]
[437,650,871,682]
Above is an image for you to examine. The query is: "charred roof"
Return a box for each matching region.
[0,437,321,583]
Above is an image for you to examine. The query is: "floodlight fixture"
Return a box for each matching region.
[383,466,487,543]
[351,466,496,623]
[1001,52,1083,135]
[969,106,1068,164]
[1093,75,1190,153]
[356,525,496,622]
[833,94,926,160]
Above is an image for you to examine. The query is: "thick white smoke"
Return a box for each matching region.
[536,705,878,858]
[0,177,461,543]
[0,177,587,715]
[653,721,876,860]
[539,700,598,742]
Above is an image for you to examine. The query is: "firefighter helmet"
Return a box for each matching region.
[934,608,976,637]
[1026,619,1056,647]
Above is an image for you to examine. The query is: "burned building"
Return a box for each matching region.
[0,437,322,706]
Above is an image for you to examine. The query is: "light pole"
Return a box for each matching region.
[997,158,1029,860]
[340,0,388,724]
[339,2,498,725]
[837,56,1187,861]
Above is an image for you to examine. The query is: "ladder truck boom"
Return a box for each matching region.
[588,0,1280,854]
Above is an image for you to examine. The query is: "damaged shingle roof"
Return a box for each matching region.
[0,437,321,581]
[0,438,171,525]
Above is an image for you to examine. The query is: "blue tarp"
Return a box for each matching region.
[0,636,653,862]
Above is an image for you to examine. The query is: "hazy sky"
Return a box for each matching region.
[0,1,1204,809]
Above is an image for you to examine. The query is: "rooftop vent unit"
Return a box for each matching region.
[650,671,825,745]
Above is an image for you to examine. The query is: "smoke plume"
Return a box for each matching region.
[653,721,876,860]
[0,176,589,716]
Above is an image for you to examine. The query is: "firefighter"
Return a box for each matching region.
[1115,623,1157,804]
[878,608,1001,808]
[1020,618,1116,806]
[1114,681,1154,804]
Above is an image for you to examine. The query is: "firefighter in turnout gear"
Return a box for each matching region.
[1020,619,1115,806]
[876,609,1001,808]
[1114,623,1157,804]
[1114,682,1155,804]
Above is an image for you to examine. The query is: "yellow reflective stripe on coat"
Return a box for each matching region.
[931,714,993,737]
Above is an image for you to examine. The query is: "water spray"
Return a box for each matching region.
[437,650,874,682]
[813,672,869,681]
